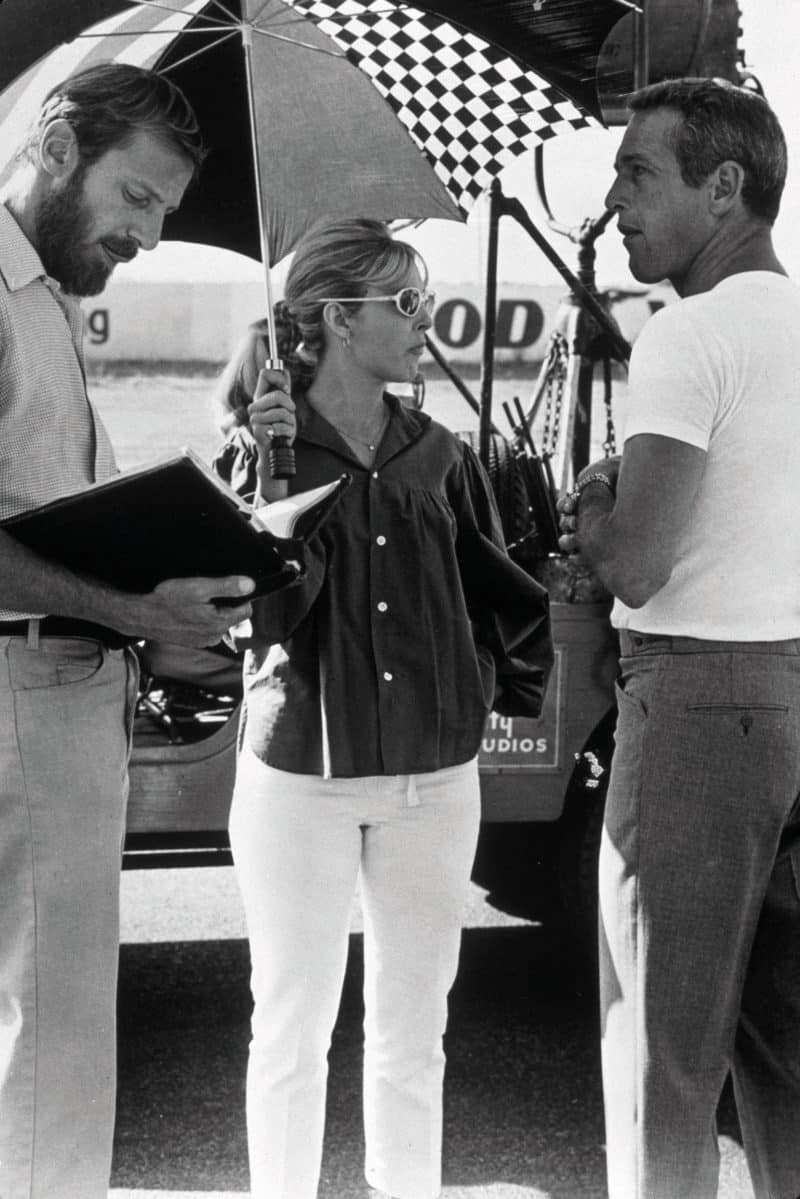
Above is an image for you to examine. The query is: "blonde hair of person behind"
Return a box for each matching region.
[285,217,427,369]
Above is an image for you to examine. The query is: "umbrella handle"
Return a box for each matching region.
[263,356,296,479]
[268,437,296,479]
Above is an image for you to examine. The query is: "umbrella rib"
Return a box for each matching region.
[248,1,320,33]
[77,27,239,36]
[158,28,242,70]
[108,0,236,29]
[250,1,436,38]
[70,2,347,59]
[200,0,244,22]
[249,0,276,23]
[278,2,412,25]
[251,11,318,31]
[256,1,412,31]
[244,1,347,55]
[250,2,438,43]
[251,27,345,55]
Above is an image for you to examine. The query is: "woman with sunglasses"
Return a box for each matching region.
[221,218,552,1199]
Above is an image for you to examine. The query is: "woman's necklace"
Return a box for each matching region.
[338,420,387,452]
[313,400,389,454]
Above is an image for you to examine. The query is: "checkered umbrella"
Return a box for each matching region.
[0,0,624,356]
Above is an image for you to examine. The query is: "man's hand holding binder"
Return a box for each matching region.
[121,574,256,647]
[0,450,351,643]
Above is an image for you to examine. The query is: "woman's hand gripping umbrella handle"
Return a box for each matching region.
[263,357,296,479]
[249,363,297,497]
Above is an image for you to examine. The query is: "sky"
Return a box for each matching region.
[124,0,799,290]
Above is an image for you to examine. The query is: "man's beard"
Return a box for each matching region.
[36,168,137,297]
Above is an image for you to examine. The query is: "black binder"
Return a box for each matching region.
[0,448,351,598]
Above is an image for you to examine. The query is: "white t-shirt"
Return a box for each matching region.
[612,271,800,640]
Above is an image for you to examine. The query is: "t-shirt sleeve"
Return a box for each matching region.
[623,303,719,451]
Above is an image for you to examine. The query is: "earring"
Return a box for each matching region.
[342,332,351,349]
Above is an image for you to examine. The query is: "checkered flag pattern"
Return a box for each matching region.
[287,0,594,216]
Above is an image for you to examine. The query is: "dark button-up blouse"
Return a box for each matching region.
[231,393,552,778]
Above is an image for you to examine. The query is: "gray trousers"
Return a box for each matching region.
[600,631,800,1199]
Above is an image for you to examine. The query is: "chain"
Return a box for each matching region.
[602,357,617,456]
[541,332,568,457]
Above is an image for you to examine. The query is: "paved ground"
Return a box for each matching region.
[108,865,755,1199]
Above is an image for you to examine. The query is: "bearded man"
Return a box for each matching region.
[0,63,254,1199]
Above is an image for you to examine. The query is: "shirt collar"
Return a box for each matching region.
[0,202,86,339]
[297,390,430,458]
[378,392,431,461]
[0,202,47,292]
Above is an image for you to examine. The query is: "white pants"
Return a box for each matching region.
[229,750,481,1199]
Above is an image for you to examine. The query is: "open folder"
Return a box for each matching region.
[0,448,351,598]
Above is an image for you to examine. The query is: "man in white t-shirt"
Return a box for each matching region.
[559,79,800,1199]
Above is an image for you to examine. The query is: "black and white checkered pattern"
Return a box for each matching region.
[288,0,594,216]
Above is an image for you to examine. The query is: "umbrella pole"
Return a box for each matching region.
[478,181,502,470]
[633,0,651,90]
[241,20,295,478]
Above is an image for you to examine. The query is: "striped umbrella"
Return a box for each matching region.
[0,0,625,363]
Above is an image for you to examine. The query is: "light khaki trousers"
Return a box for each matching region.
[0,635,137,1199]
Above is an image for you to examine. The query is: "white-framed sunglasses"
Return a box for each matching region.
[318,286,436,318]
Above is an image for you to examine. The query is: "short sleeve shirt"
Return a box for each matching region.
[613,271,800,640]
[0,204,117,618]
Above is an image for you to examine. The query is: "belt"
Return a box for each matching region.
[0,616,138,650]
[619,629,800,656]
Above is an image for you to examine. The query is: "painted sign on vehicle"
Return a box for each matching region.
[479,648,563,771]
